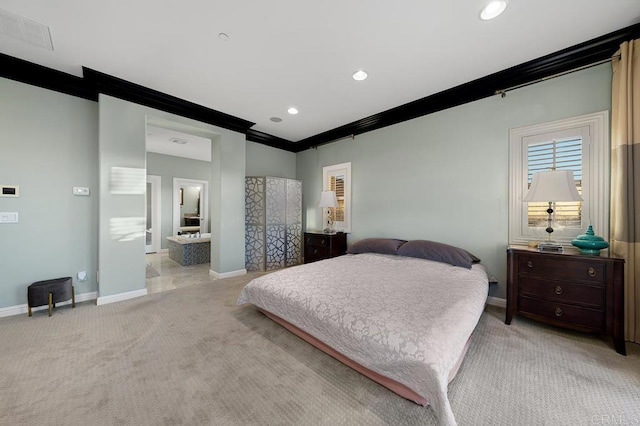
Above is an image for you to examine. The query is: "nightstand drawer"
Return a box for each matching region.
[303,232,347,264]
[305,246,329,261]
[518,255,605,284]
[519,277,605,308]
[519,296,605,330]
[305,234,329,248]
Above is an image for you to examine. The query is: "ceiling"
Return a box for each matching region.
[1,1,639,143]
[146,125,212,162]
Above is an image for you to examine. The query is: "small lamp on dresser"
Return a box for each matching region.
[523,170,583,251]
[319,190,338,233]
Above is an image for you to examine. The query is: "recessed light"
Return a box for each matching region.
[352,70,368,81]
[218,32,229,41]
[479,0,508,20]
[287,107,299,115]
[170,137,188,145]
[270,117,283,123]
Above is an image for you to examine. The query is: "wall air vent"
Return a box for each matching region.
[0,8,54,50]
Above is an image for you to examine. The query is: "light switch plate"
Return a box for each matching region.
[73,186,90,196]
[0,185,19,197]
[0,212,19,223]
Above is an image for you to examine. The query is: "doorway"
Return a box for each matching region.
[146,175,161,253]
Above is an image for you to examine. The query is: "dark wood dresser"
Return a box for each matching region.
[505,245,625,355]
[303,232,347,264]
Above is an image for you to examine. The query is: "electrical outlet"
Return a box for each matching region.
[77,271,87,281]
[73,187,90,196]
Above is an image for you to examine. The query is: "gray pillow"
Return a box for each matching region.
[346,238,407,255]
[397,240,480,269]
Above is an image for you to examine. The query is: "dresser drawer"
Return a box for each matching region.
[519,277,605,308]
[305,234,329,248]
[518,296,605,331]
[518,255,605,284]
[304,246,329,263]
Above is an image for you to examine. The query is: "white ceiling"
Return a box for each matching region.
[1,1,639,143]
[146,125,211,161]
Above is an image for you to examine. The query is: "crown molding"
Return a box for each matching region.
[82,67,255,135]
[2,22,639,153]
[295,22,640,151]
[246,129,297,152]
[0,53,94,100]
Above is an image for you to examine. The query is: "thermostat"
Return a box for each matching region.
[0,185,19,197]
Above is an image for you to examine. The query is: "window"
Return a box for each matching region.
[509,111,609,245]
[526,136,583,229]
[323,162,351,233]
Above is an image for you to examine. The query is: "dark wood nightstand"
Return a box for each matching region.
[506,245,626,355]
[303,232,347,264]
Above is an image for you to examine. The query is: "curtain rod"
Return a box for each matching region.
[495,54,621,98]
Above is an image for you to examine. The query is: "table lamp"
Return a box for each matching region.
[522,170,583,251]
[319,190,338,233]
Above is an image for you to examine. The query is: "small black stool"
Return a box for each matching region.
[27,277,75,317]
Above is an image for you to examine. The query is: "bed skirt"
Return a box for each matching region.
[258,308,471,406]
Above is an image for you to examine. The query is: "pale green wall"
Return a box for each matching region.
[296,64,613,298]
[98,95,148,298]
[0,77,296,309]
[0,78,98,308]
[98,97,247,292]
[146,152,211,249]
[246,141,296,178]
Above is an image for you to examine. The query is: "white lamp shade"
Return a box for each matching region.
[318,190,338,208]
[523,170,583,202]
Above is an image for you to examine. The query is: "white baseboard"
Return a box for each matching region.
[0,291,98,318]
[209,268,247,279]
[96,288,148,306]
[486,296,506,308]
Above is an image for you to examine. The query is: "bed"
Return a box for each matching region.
[237,239,489,426]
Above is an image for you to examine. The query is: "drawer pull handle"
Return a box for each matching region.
[555,307,563,317]
[527,261,533,268]
[554,286,563,295]
[587,267,597,277]
[313,249,318,255]
[321,240,326,246]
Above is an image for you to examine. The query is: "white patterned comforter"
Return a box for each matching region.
[237,253,489,426]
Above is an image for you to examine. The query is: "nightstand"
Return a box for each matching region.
[506,245,626,355]
[303,232,347,264]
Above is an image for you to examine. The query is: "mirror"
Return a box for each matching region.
[173,177,209,236]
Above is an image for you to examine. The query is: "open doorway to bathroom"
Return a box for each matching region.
[145,121,213,294]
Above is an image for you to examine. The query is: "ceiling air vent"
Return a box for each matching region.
[0,8,54,50]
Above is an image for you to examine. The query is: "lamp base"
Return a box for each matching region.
[537,242,564,253]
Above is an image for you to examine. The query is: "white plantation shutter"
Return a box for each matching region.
[323,162,351,233]
[527,138,582,228]
[328,175,345,222]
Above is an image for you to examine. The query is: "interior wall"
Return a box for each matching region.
[98,94,148,299]
[296,64,613,298]
[0,77,99,308]
[99,101,247,288]
[146,152,211,249]
[246,141,296,179]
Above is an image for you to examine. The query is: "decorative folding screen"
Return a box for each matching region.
[245,177,302,271]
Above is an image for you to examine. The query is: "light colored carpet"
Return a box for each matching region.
[1,274,639,425]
